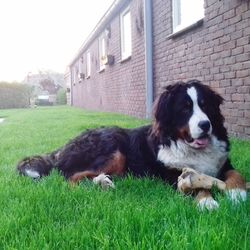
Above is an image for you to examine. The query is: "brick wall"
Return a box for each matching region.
[71,0,146,118]
[71,0,250,138]
[153,0,250,138]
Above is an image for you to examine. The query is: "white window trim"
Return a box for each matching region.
[71,68,76,85]
[74,66,78,84]
[99,35,106,71]
[120,6,132,61]
[78,59,83,82]
[172,0,204,34]
[86,51,91,78]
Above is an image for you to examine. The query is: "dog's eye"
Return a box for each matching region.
[199,99,207,109]
[177,101,191,115]
[181,104,191,114]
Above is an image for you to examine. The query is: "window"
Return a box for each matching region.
[71,68,75,84]
[99,35,106,71]
[86,51,91,78]
[78,57,84,82]
[73,66,78,84]
[120,6,132,60]
[172,0,204,33]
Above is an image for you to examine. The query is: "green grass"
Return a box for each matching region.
[0,106,249,250]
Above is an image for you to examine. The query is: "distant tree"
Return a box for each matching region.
[0,82,31,109]
[56,89,67,105]
[39,78,61,95]
[23,70,65,96]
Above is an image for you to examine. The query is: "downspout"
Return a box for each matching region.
[144,0,153,119]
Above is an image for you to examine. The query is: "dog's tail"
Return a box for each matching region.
[17,155,55,179]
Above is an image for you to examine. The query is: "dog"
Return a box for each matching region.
[17,80,247,210]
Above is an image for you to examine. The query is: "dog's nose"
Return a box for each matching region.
[198,120,211,133]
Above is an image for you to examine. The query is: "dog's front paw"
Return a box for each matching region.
[226,188,247,204]
[93,174,115,189]
[197,197,219,211]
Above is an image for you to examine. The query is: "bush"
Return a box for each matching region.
[56,89,67,105]
[0,82,31,109]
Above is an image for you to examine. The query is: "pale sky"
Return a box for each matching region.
[0,0,114,82]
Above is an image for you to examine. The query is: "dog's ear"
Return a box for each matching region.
[152,82,184,140]
[154,91,170,123]
[211,89,224,107]
[150,89,172,144]
[154,82,184,122]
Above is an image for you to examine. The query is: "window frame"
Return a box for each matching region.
[120,6,132,61]
[71,67,76,85]
[74,66,78,84]
[86,51,91,79]
[99,35,106,71]
[172,0,204,34]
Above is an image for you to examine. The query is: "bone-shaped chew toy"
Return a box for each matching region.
[177,167,226,194]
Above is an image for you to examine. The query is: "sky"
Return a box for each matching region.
[0,0,114,82]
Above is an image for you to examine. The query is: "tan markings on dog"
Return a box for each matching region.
[151,121,160,137]
[177,126,190,141]
[102,151,126,176]
[196,189,219,210]
[224,170,246,189]
[195,189,213,202]
[69,170,99,184]
[69,151,126,184]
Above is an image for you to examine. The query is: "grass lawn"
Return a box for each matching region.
[0,106,249,250]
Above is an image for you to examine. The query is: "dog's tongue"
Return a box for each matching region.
[193,138,209,148]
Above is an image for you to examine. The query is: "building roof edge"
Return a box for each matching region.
[69,0,128,67]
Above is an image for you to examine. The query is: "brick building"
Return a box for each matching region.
[69,0,250,138]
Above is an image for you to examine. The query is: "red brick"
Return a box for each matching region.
[224,56,236,65]
[233,79,244,86]
[68,0,250,138]
[244,44,250,52]
[245,127,250,136]
[231,46,244,56]
[245,111,250,119]
[232,125,244,133]
[232,93,244,101]
[223,9,235,20]
[221,80,231,87]
[237,118,250,126]
[237,37,249,46]
[238,86,250,94]
[224,72,236,79]
[236,70,249,78]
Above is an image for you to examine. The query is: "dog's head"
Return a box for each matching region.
[152,80,225,149]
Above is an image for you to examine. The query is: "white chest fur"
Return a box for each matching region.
[157,136,228,177]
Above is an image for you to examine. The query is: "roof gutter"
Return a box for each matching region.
[144,0,154,118]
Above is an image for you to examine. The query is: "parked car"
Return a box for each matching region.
[35,95,53,106]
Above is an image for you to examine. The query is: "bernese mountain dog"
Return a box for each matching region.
[17,80,247,210]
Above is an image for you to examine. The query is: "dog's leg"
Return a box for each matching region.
[195,189,219,211]
[17,155,54,179]
[224,170,247,203]
[93,174,115,189]
[68,151,125,189]
[69,171,115,189]
[69,170,99,183]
